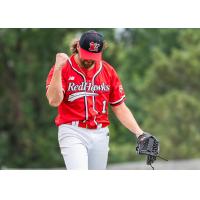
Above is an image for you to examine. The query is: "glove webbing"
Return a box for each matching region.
[146,138,158,168]
[138,137,159,156]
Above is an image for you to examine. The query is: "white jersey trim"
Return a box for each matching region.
[68,59,88,120]
[109,95,125,105]
[91,61,103,126]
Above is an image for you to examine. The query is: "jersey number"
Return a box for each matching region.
[102,100,107,114]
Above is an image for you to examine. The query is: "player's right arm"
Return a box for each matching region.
[46,53,69,107]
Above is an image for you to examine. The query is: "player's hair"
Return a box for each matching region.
[70,39,79,54]
[70,39,108,55]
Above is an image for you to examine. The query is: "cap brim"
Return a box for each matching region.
[79,47,102,61]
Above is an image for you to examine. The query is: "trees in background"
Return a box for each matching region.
[141,29,200,159]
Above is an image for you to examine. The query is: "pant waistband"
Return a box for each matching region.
[66,121,104,129]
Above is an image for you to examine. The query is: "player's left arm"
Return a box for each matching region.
[111,102,144,138]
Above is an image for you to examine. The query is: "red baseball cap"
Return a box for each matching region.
[79,30,104,61]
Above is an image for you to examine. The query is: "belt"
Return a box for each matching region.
[66,121,103,129]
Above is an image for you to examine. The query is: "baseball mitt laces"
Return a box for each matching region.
[136,133,168,170]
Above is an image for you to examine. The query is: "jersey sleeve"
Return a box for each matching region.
[46,65,68,93]
[109,68,126,106]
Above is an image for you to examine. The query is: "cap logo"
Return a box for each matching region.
[89,42,100,52]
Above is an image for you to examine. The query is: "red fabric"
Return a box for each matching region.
[46,54,125,127]
[79,47,102,61]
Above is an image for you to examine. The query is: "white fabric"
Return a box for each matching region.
[58,124,109,170]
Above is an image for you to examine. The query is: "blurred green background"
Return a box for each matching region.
[0,28,200,168]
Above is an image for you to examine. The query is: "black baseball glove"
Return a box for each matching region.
[136,132,160,168]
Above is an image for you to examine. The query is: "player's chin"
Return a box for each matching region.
[83,61,95,68]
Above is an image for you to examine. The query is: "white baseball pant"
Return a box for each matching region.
[58,124,110,170]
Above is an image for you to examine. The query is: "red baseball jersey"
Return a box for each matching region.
[46,54,126,128]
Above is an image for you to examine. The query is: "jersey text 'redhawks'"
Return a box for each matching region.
[67,82,110,92]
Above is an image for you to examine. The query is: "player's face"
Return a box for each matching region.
[77,45,95,69]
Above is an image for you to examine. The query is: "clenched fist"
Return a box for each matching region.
[55,53,69,70]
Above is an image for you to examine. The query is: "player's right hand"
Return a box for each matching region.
[55,53,69,70]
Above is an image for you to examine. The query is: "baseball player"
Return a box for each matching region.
[46,30,145,170]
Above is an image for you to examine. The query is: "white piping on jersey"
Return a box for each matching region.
[110,95,126,105]
[91,61,103,126]
[67,59,89,121]
[68,59,103,124]
[67,58,73,66]
[68,92,98,102]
